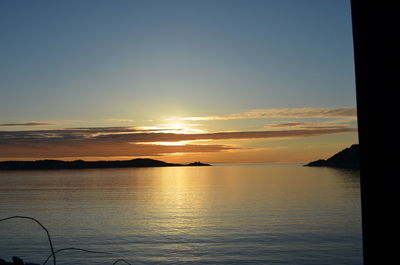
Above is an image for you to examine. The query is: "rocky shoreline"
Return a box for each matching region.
[304,144,360,170]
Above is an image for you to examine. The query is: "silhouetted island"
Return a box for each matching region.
[304,144,360,170]
[0,158,211,170]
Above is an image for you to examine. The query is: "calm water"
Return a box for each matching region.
[0,164,362,265]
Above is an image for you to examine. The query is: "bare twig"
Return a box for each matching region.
[0,216,56,265]
[42,247,112,265]
[1,215,132,265]
[112,259,132,265]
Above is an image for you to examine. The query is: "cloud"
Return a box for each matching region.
[0,126,357,158]
[266,122,309,128]
[0,122,56,127]
[0,127,357,145]
[0,143,235,158]
[0,126,180,144]
[264,120,357,130]
[182,107,357,120]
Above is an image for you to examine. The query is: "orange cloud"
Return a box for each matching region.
[0,122,56,127]
[0,143,235,158]
[0,126,357,159]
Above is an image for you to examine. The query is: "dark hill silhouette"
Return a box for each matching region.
[0,158,210,170]
[304,144,360,169]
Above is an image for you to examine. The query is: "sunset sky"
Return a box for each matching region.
[0,0,358,163]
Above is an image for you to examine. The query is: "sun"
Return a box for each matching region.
[135,120,206,146]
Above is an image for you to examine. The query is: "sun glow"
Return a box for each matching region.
[138,122,205,134]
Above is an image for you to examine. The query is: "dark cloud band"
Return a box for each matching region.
[0,126,357,158]
[0,122,56,127]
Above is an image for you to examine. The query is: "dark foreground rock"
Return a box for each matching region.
[0,158,211,170]
[304,144,360,170]
[0,257,39,265]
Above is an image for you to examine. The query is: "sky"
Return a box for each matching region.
[0,0,358,163]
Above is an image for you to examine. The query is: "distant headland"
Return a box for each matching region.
[0,158,211,170]
[304,144,359,170]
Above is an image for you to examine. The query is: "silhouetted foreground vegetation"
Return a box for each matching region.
[0,158,210,170]
[0,256,38,265]
[0,216,132,265]
[304,144,360,169]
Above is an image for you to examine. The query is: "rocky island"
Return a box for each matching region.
[304,144,360,170]
[0,158,210,170]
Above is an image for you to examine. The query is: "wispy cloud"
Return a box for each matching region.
[182,107,357,121]
[264,120,357,130]
[0,125,357,158]
[0,122,56,127]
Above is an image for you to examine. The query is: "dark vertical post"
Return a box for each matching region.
[351,1,398,264]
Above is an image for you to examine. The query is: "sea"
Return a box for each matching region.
[0,164,363,265]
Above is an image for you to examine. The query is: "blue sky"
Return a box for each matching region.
[0,0,358,162]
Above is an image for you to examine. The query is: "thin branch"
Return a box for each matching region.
[0,216,56,265]
[1,215,132,265]
[42,247,112,265]
[112,259,132,265]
